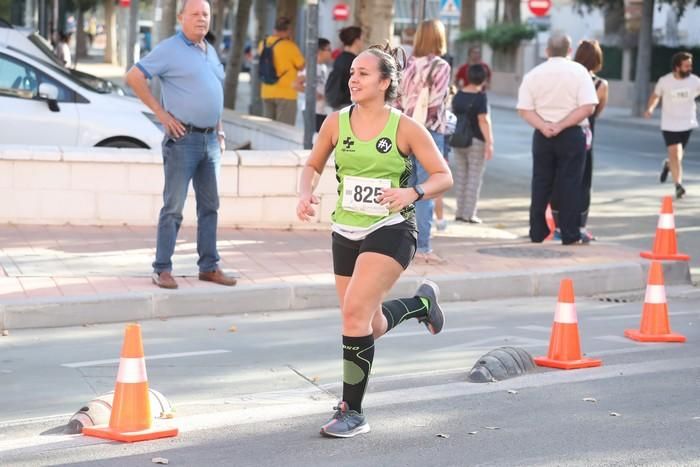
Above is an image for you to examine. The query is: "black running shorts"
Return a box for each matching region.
[662,130,692,148]
[332,223,417,277]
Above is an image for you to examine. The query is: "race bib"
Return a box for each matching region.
[342,176,391,216]
[670,88,691,101]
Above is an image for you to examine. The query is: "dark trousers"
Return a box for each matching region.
[530,127,586,244]
[552,119,595,228]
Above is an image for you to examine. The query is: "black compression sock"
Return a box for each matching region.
[342,334,374,413]
[381,297,429,333]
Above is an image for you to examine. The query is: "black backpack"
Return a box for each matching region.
[259,37,284,85]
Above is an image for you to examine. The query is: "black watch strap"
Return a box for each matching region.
[413,185,425,201]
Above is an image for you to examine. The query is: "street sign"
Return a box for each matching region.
[528,0,551,17]
[332,3,350,21]
[439,0,461,18]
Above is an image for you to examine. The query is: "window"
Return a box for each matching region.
[0,53,76,102]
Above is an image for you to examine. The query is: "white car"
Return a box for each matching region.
[0,46,163,148]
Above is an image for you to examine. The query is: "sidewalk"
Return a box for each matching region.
[0,222,691,330]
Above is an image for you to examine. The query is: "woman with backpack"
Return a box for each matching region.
[397,19,451,264]
[450,64,494,224]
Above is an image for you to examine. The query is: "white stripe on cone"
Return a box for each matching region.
[644,285,667,304]
[657,214,675,229]
[554,302,577,324]
[116,357,148,384]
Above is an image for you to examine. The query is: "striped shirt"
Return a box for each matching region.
[397,55,451,133]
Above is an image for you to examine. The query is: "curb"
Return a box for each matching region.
[0,261,691,330]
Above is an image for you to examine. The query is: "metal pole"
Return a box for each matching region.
[127,0,140,70]
[303,0,319,149]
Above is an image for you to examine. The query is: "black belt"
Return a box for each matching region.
[184,124,217,134]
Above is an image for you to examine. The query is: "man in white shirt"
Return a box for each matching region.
[516,31,598,245]
[644,52,700,199]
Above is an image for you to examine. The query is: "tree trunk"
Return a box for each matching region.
[503,0,520,24]
[154,0,177,45]
[224,0,253,109]
[275,0,298,31]
[459,0,476,30]
[355,0,394,48]
[603,0,625,45]
[633,0,654,116]
[213,0,227,52]
[494,0,500,23]
[104,0,117,64]
[75,8,88,60]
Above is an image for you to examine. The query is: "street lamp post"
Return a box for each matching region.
[303,0,319,150]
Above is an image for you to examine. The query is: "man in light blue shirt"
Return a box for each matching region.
[126,0,236,289]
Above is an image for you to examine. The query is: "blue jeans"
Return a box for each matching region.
[153,132,221,273]
[410,130,445,253]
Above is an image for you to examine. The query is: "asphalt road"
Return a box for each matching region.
[473,108,700,279]
[1,290,698,466]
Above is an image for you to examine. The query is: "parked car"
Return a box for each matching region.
[0,46,163,148]
[0,19,128,96]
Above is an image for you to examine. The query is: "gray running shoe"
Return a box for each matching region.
[320,402,370,438]
[416,279,445,335]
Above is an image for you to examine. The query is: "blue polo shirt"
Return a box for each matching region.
[135,31,224,128]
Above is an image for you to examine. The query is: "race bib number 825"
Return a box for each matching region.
[342,176,391,216]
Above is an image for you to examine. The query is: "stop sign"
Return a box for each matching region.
[528,0,551,16]
[333,3,350,21]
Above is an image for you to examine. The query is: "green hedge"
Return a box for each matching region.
[458,23,536,51]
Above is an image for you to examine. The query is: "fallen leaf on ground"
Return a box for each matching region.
[435,433,450,438]
[310,376,320,383]
[228,325,238,332]
[583,397,597,403]
[507,389,518,394]
[483,426,500,430]
[159,411,175,419]
[1,330,8,336]
[609,412,621,417]
[151,458,169,465]
[467,431,478,435]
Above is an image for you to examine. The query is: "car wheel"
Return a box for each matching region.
[97,138,148,149]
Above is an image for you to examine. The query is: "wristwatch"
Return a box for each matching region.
[412,185,425,201]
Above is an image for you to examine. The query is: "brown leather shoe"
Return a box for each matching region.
[152,271,178,289]
[199,268,237,286]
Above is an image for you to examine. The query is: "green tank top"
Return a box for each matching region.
[332,106,415,237]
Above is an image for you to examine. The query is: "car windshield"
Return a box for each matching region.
[7,45,109,94]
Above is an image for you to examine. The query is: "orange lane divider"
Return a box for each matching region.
[82,323,179,442]
[640,196,690,261]
[534,278,602,370]
[624,262,686,343]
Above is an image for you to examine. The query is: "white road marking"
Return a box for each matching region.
[382,325,495,339]
[589,311,696,321]
[595,335,636,344]
[60,350,232,368]
[517,325,552,333]
[436,335,549,352]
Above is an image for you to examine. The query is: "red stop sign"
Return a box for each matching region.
[332,3,350,21]
[528,0,551,16]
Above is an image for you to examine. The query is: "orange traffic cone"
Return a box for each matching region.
[534,279,602,370]
[545,204,556,240]
[640,196,690,261]
[82,324,178,442]
[624,262,686,343]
